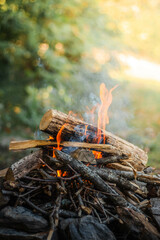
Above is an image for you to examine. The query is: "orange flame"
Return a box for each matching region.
[92,150,102,159]
[97,83,118,143]
[57,170,62,177]
[50,124,67,158]
[57,170,67,177]
[49,83,117,162]
[56,123,67,150]
[49,136,54,140]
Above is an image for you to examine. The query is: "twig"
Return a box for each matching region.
[58,174,80,181]
[21,197,48,216]
[23,175,57,183]
[92,207,102,223]
[68,189,78,211]
[55,150,129,207]
[47,193,62,240]
[39,158,56,174]
[20,186,41,198]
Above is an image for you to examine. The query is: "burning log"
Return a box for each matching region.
[39,109,148,171]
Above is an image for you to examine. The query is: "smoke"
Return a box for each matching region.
[72,65,133,139]
[35,60,133,142]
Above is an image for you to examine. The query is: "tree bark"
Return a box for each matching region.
[5,150,43,181]
[39,109,148,170]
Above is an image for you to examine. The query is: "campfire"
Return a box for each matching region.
[0,84,160,240]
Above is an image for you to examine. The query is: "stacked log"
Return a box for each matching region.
[1,109,159,240]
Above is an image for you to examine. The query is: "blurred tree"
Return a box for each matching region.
[0,0,119,137]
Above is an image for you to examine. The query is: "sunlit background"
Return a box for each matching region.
[0,0,160,168]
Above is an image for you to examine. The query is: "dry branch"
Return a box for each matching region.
[55,150,132,208]
[90,167,160,185]
[39,109,148,170]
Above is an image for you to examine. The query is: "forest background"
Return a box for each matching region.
[1,0,160,168]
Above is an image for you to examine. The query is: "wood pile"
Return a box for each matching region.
[0,109,160,240]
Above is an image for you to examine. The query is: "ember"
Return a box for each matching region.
[0,84,160,240]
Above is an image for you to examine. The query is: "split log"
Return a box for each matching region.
[9,140,118,154]
[5,150,43,181]
[39,109,148,170]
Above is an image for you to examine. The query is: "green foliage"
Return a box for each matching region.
[0,0,116,135]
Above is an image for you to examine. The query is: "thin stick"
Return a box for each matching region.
[39,158,56,174]
[23,176,57,183]
[21,197,48,216]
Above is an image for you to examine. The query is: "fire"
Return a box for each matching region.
[49,124,67,176]
[57,170,67,177]
[85,83,118,158]
[57,170,62,177]
[56,123,67,150]
[97,83,118,143]
[49,136,54,140]
[49,124,67,158]
[92,150,102,159]
[49,83,117,163]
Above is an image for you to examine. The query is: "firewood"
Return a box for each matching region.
[5,150,43,181]
[117,207,160,240]
[89,167,160,185]
[96,155,128,165]
[150,198,160,231]
[9,140,118,154]
[71,148,96,164]
[55,150,135,208]
[39,109,148,170]
[0,168,8,179]
[106,162,135,172]
[89,166,142,194]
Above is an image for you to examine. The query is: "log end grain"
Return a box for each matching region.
[39,109,53,131]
